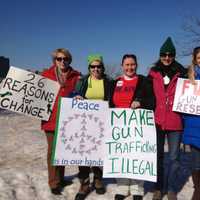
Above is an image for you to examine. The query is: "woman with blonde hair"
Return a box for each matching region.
[41,48,80,195]
[183,46,200,200]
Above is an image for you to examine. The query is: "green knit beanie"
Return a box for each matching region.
[87,54,103,65]
[160,37,176,56]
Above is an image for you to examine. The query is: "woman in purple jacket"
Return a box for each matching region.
[148,37,186,200]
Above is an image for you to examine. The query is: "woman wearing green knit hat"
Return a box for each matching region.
[74,54,112,200]
[148,37,187,200]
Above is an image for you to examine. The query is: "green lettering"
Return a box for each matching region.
[135,126,143,138]
[115,142,122,153]
[122,127,131,139]
[145,161,151,175]
[112,126,121,140]
[146,110,154,126]
[139,160,145,175]
[122,158,125,173]
[105,141,116,154]
[111,110,126,126]
[132,159,139,174]
[123,143,129,153]
[139,109,146,125]
[128,110,138,125]
[108,157,120,174]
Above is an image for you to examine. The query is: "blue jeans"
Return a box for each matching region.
[155,128,182,193]
[191,146,200,170]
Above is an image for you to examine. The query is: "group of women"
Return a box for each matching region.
[41,37,200,200]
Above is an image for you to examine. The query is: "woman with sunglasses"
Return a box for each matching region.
[74,54,112,200]
[110,54,155,200]
[41,48,81,195]
[148,37,186,200]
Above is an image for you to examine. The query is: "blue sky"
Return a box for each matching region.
[1,0,200,75]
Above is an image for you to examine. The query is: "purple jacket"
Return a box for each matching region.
[149,69,183,131]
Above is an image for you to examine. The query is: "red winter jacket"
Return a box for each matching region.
[41,65,80,131]
[149,69,183,131]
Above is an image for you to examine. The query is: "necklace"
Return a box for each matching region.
[163,75,170,85]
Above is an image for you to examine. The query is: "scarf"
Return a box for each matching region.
[55,66,71,87]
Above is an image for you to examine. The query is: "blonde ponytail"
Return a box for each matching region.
[188,64,196,85]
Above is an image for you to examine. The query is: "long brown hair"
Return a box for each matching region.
[188,47,200,84]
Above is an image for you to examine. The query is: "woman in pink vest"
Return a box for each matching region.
[148,37,186,200]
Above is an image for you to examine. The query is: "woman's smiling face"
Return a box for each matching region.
[122,57,137,78]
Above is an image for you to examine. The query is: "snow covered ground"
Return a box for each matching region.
[0,111,194,200]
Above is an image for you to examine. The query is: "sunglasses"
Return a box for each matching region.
[160,53,175,58]
[89,65,102,69]
[55,57,68,62]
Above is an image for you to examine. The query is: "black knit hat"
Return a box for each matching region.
[160,37,176,56]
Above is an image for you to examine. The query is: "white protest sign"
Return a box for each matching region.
[0,66,60,120]
[52,97,109,166]
[103,108,157,182]
[173,78,200,115]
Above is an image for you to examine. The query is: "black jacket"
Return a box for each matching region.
[109,75,155,110]
[150,60,187,79]
[75,74,112,101]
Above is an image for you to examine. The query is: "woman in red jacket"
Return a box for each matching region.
[148,37,186,200]
[41,48,80,195]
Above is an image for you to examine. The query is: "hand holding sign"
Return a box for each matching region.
[173,78,200,115]
[53,98,109,166]
[0,66,59,120]
[103,108,157,182]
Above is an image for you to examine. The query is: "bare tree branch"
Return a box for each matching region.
[178,16,200,57]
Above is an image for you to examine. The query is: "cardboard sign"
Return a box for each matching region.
[103,108,157,182]
[52,98,109,166]
[0,66,59,120]
[173,78,200,115]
